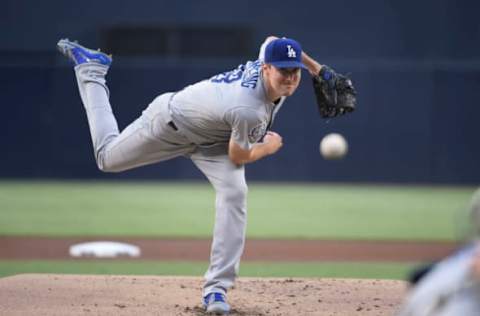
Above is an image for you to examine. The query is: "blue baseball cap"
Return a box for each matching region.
[264,38,307,69]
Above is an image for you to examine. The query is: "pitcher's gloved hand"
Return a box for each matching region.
[312,65,357,118]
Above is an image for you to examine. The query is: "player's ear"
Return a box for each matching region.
[261,63,270,73]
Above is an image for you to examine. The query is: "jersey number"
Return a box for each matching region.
[211,65,244,84]
[210,61,260,89]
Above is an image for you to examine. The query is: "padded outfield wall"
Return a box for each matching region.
[2,0,480,183]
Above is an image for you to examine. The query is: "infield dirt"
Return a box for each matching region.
[0,236,457,261]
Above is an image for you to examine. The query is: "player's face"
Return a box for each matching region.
[264,64,301,97]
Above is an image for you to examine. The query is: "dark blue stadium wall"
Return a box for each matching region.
[1,0,480,183]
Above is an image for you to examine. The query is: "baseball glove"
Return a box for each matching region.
[312,65,357,118]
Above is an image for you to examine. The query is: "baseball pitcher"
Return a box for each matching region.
[57,35,356,314]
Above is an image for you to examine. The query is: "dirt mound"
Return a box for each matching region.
[0,274,407,315]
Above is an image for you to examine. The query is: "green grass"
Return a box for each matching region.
[0,260,414,280]
[0,181,466,279]
[0,181,475,240]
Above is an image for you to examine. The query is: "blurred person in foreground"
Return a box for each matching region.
[398,188,480,316]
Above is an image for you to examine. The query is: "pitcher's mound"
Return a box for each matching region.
[0,274,407,315]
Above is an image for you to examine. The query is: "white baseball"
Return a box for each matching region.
[320,133,348,159]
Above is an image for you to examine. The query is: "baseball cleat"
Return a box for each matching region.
[57,38,112,66]
[203,292,231,315]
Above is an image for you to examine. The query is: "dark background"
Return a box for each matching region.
[2,0,479,183]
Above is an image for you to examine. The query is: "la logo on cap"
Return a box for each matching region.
[287,45,296,58]
[264,38,307,69]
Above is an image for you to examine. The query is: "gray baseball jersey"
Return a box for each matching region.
[170,59,285,150]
